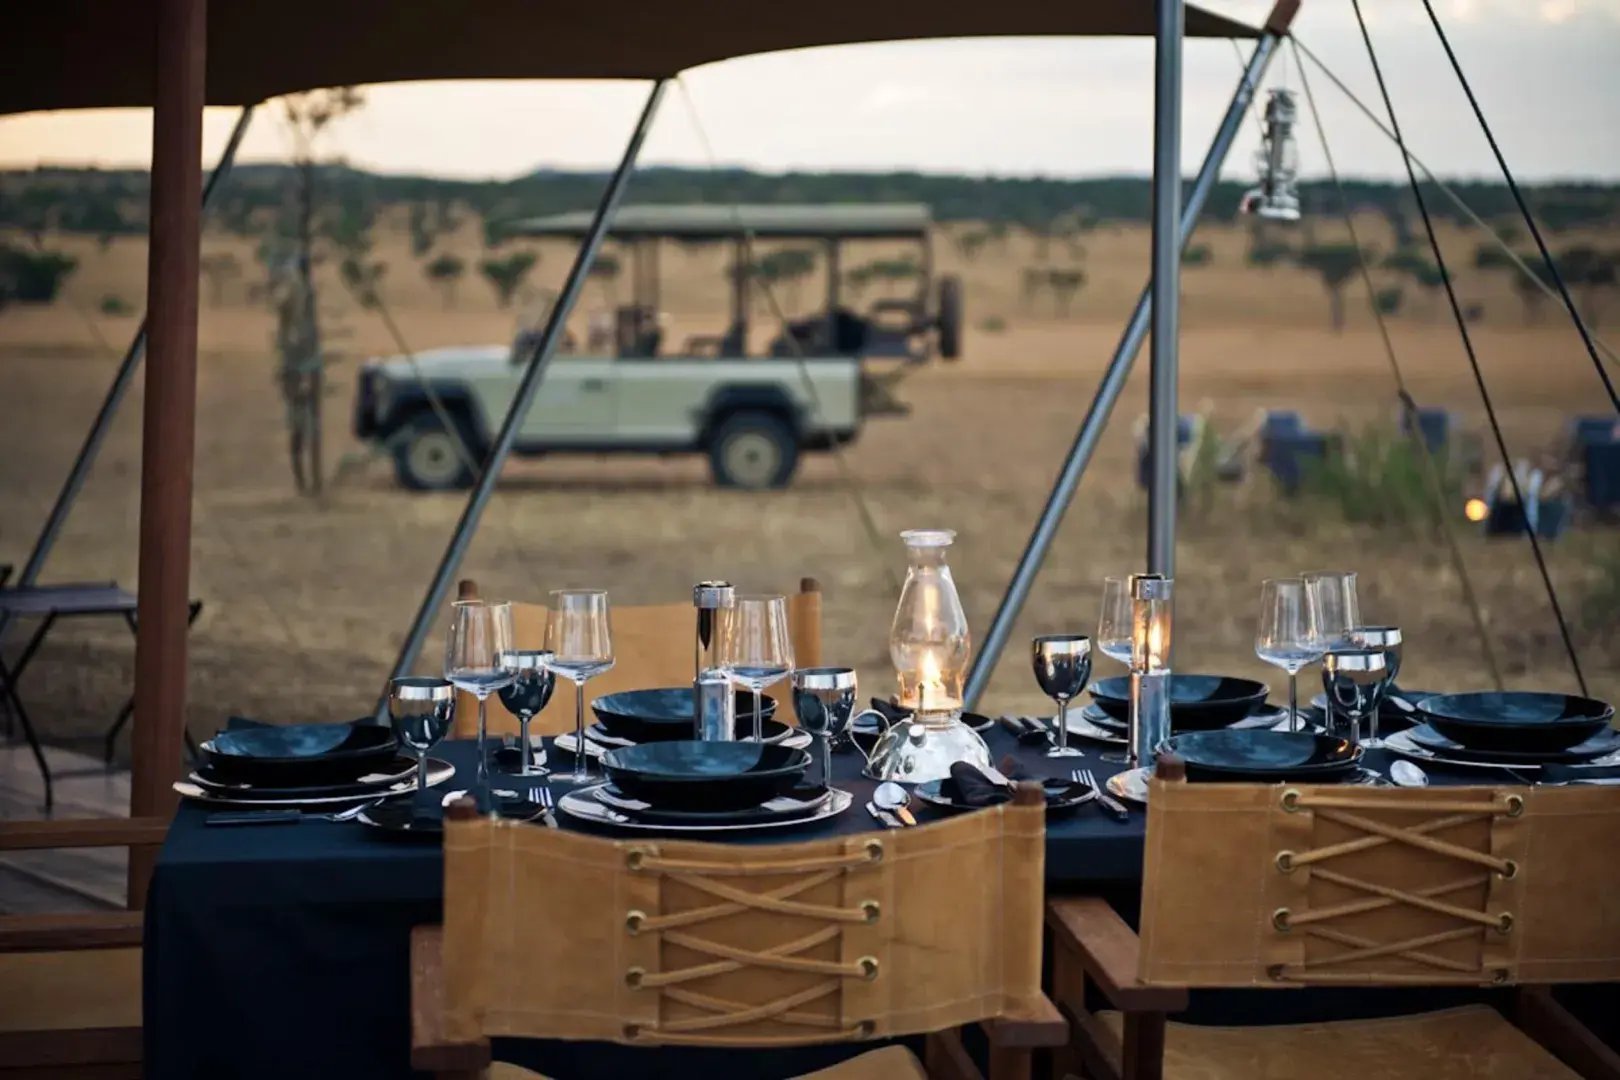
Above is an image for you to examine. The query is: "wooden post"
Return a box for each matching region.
[129,0,207,908]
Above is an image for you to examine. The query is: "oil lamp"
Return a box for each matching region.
[1128,573,1174,768]
[1240,89,1301,222]
[864,529,990,782]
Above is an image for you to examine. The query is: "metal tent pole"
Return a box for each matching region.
[3,105,253,628]
[1147,0,1184,575]
[379,80,667,711]
[965,11,1292,709]
[130,0,207,908]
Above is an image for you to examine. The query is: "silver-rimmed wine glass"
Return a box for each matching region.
[1033,635,1092,759]
[792,667,857,788]
[388,677,455,794]
[1347,626,1401,747]
[1321,649,1391,749]
[497,650,555,775]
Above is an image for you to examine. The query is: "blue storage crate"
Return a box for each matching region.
[1399,407,1451,454]
[1585,439,1620,511]
[1261,432,1334,495]
[1262,410,1303,439]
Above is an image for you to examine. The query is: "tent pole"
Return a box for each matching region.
[129,0,207,908]
[964,15,1290,709]
[1147,0,1184,576]
[2,104,253,634]
[379,80,668,711]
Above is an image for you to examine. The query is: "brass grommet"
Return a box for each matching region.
[859,956,880,980]
[625,966,645,989]
[1492,969,1510,985]
[1499,859,1518,880]
[1497,912,1515,935]
[1505,794,1525,818]
[626,849,646,871]
[625,910,646,934]
[861,899,881,923]
[1272,908,1292,932]
[857,1020,876,1038]
[623,1023,641,1040]
[1275,850,1295,873]
[1266,964,1287,981]
[1281,789,1302,813]
[864,839,884,862]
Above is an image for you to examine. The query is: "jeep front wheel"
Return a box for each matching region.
[393,412,478,491]
[708,411,799,489]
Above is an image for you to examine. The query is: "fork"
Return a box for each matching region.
[532,785,558,828]
[1074,768,1130,821]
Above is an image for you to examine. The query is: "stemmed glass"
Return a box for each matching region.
[497,650,555,775]
[718,595,794,742]
[791,667,857,789]
[1256,578,1322,733]
[1033,635,1092,758]
[1095,577,1134,762]
[545,590,615,784]
[387,677,455,794]
[1303,571,1361,652]
[446,600,515,791]
[1322,649,1392,748]
[1347,626,1402,747]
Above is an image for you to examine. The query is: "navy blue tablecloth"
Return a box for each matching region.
[143,728,1616,1079]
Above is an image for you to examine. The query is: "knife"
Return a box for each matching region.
[1077,776,1131,821]
[865,801,901,828]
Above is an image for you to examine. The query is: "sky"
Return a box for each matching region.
[0,0,1617,183]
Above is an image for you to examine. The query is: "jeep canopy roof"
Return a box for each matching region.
[7,1,1258,116]
[504,203,933,242]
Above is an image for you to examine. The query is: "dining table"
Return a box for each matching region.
[142,722,1620,1080]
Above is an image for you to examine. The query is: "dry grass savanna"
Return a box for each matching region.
[1,213,1616,758]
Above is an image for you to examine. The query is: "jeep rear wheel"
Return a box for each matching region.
[394,412,478,491]
[709,411,799,489]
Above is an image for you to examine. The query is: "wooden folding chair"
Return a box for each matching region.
[0,819,165,1077]
[1047,758,1620,1080]
[453,578,823,738]
[412,786,1064,1079]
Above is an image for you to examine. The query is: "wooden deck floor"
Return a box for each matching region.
[0,740,131,913]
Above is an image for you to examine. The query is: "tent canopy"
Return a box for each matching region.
[5,0,1258,116]
[506,202,933,241]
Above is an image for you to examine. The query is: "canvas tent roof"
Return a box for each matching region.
[506,202,934,241]
[5,0,1258,116]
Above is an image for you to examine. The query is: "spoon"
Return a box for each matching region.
[1390,760,1429,788]
[873,781,917,826]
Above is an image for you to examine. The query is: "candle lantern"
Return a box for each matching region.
[865,529,990,782]
[1128,573,1174,768]
[692,581,734,728]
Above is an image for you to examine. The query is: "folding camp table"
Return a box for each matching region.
[0,565,201,809]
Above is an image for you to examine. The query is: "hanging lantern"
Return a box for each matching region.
[1241,89,1302,223]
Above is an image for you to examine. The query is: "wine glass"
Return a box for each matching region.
[1256,578,1322,733]
[1032,635,1092,759]
[792,667,857,788]
[717,595,794,742]
[545,590,615,784]
[1321,649,1392,748]
[1347,626,1402,747]
[1097,576,1133,667]
[388,677,455,794]
[1303,571,1361,652]
[446,600,515,790]
[497,650,555,776]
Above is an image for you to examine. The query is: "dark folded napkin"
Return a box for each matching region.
[943,759,1079,808]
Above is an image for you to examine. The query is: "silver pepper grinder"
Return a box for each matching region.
[692,581,735,732]
[695,668,737,741]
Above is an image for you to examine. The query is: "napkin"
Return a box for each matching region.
[944,759,1078,807]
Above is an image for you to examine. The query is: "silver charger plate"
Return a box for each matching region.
[557,783,852,833]
[173,757,456,808]
[186,756,419,794]
[554,729,812,758]
[1106,764,1387,804]
[1384,729,1620,771]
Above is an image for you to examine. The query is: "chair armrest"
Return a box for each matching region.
[1515,987,1620,1080]
[0,817,169,852]
[1046,897,1188,1013]
[0,912,144,952]
[981,991,1068,1048]
[410,925,491,1074]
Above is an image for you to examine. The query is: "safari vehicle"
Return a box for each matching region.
[352,202,962,490]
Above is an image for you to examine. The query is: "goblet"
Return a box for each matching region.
[446,599,516,791]
[1032,635,1092,759]
[1256,577,1323,733]
[388,677,455,794]
[792,667,857,788]
[497,650,555,775]
[1321,649,1392,749]
[546,590,614,784]
[717,595,794,741]
[1347,626,1402,747]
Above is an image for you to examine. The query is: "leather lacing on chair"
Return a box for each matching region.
[1269,788,1522,986]
[620,841,886,1046]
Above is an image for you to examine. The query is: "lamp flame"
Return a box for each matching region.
[1465,498,1488,523]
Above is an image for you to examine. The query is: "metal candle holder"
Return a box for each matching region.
[692,580,734,716]
[1128,574,1174,768]
[695,667,736,741]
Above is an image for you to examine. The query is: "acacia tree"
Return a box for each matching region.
[424,253,466,309]
[1298,244,1361,332]
[480,250,539,308]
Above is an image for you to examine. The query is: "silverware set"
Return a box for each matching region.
[998,715,1058,747]
[865,800,903,829]
[1072,768,1130,821]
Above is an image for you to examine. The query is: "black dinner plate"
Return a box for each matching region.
[200,721,398,785]
[1090,675,1270,730]
[1167,729,1361,782]
[1417,692,1614,753]
[358,792,545,838]
[591,782,829,826]
[189,754,419,799]
[592,687,777,743]
[1406,722,1620,765]
[601,740,811,811]
[914,777,1097,815]
[587,717,794,747]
